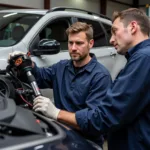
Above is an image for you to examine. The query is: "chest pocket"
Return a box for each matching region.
[63,70,91,106]
[72,80,90,104]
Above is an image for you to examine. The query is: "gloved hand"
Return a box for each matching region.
[33,96,60,120]
[8,51,26,62]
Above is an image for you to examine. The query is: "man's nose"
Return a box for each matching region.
[109,36,115,45]
[71,43,77,50]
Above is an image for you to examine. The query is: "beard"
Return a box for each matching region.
[70,52,88,62]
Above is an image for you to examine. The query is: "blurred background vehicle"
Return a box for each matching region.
[0,7,126,99]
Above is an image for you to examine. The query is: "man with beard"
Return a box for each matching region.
[42,9,150,150]
[9,22,111,148]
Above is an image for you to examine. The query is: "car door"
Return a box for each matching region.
[29,17,73,67]
[29,17,73,99]
[101,21,126,80]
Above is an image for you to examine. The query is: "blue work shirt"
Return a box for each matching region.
[32,53,111,146]
[76,39,150,150]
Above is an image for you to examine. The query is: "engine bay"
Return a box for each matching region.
[0,54,66,150]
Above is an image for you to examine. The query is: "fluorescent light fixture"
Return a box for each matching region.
[3,13,17,18]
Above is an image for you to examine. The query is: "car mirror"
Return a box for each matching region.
[33,39,60,56]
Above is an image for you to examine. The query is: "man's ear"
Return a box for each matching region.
[130,21,138,34]
[89,39,94,48]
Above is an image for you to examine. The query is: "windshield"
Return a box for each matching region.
[0,12,42,47]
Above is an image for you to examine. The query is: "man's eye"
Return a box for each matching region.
[112,29,117,35]
[68,42,73,45]
[76,42,82,45]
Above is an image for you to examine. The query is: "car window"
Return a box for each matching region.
[77,18,107,47]
[0,13,42,47]
[38,19,69,51]
[102,22,112,45]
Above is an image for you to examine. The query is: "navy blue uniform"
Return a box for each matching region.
[32,53,111,146]
[76,39,150,150]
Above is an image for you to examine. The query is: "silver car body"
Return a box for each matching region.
[0,8,126,98]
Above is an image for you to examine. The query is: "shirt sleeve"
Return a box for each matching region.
[76,53,150,134]
[32,62,56,89]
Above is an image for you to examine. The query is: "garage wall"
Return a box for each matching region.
[139,0,149,12]
[139,0,149,5]
[51,0,132,18]
[50,0,100,14]
[107,1,130,18]
[117,0,132,4]
[0,0,44,8]
[50,0,150,17]
[0,0,149,17]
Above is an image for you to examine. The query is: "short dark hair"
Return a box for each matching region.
[112,8,150,36]
[66,22,93,41]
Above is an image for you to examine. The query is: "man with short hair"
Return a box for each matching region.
[63,8,150,150]
[9,22,111,148]
[32,8,150,150]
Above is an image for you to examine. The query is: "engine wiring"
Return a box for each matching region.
[6,67,34,107]
[19,94,33,107]
[16,87,33,107]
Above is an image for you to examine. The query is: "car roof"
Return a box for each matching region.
[0,7,111,21]
[0,9,48,15]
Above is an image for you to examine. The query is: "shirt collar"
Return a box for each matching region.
[125,39,150,60]
[66,53,97,73]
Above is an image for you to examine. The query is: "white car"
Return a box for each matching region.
[0,7,126,98]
